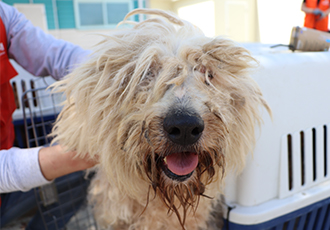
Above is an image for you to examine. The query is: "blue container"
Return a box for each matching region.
[223,197,330,230]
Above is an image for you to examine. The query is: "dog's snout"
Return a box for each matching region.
[163,113,204,146]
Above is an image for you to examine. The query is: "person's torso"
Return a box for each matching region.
[304,0,330,31]
[0,16,18,150]
[305,0,330,11]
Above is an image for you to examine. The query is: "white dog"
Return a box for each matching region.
[52,9,270,230]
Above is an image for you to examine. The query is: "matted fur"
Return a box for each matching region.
[51,9,270,230]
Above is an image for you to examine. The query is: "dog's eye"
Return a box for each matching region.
[146,71,154,77]
[204,72,213,86]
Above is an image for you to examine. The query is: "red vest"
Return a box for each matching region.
[304,0,330,31]
[0,17,18,150]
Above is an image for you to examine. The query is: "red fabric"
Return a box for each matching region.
[0,17,18,150]
[304,0,330,31]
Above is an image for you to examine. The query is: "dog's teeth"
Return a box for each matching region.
[164,157,167,164]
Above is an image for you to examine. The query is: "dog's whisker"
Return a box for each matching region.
[200,193,214,200]
[140,185,152,217]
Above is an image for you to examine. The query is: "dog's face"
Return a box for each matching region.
[52,9,269,227]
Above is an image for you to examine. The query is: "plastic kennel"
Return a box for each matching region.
[222,44,330,230]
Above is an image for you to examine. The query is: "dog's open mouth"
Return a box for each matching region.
[161,152,198,182]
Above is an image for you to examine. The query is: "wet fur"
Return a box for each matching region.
[51,9,270,230]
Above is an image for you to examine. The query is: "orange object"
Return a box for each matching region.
[304,0,330,31]
[0,17,18,150]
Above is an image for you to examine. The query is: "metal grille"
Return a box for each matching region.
[22,83,62,148]
[21,80,98,230]
[280,124,330,199]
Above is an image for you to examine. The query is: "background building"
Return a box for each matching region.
[150,0,308,44]
[2,0,324,48]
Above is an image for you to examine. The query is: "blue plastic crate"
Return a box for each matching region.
[223,197,330,230]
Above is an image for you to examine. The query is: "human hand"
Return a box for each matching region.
[39,145,99,181]
[319,11,328,20]
[313,8,323,17]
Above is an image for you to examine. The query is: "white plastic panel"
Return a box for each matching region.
[224,44,330,208]
[229,180,330,225]
[280,124,330,199]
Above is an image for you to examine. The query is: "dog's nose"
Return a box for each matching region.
[163,112,204,146]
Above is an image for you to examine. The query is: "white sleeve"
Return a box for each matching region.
[0,147,52,193]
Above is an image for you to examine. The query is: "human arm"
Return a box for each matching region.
[38,145,97,181]
[320,6,330,19]
[0,2,91,80]
[301,2,317,14]
[301,1,330,19]
[0,145,98,193]
[0,147,48,193]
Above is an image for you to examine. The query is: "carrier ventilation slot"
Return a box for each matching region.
[280,124,329,198]
[11,81,20,109]
[14,79,40,109]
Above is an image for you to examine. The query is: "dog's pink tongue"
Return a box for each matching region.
[166,152,198,176]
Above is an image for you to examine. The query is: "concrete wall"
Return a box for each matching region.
[13,4,115,50]
[49,29,112,50]
[13,4,49,32]
[214,0,259,42]
[150,0,259,42]
[149,0,174,12]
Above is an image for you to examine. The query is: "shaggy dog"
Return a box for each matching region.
[52,9,270,230]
